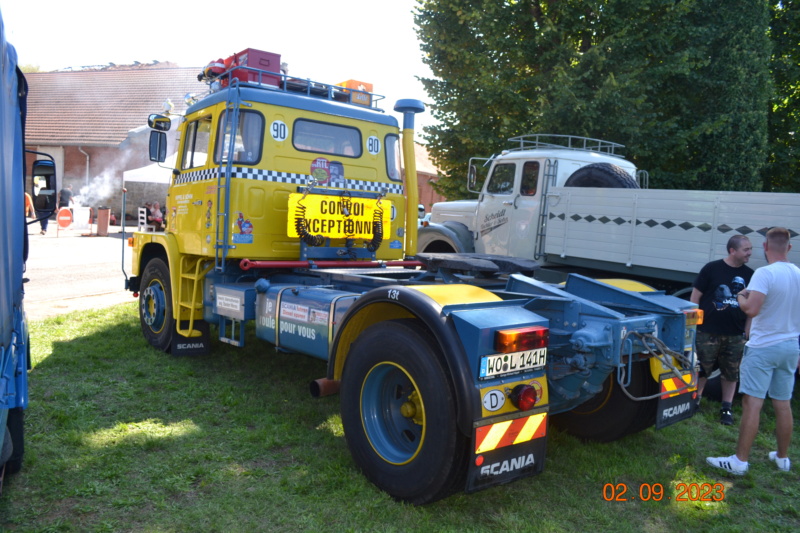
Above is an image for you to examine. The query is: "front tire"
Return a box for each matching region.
[551,361,657,442]
[139,258,174,352]
[340,320,467,504]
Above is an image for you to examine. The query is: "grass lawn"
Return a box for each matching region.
[1,303,799,532]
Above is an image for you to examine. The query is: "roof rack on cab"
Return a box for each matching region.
[199,48,385,112]
[506,134,625,157]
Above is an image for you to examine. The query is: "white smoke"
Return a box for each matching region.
[75,170,116,207]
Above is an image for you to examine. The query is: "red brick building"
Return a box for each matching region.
[24,65,444,222]
[24,64,200,220]
[415,143,446,213]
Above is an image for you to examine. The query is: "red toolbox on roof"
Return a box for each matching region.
[225,49,281,87]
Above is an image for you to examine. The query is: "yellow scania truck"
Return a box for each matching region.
[124,49,699,504]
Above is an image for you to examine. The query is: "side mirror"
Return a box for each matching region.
[149,130,168,162]
[148,114,172,131]
[31,159,57,212]
[418,204,425,219]
[468,165,477,190]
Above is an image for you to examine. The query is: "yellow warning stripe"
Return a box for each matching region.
[477,420,512,454]
[661,374,696,398]
[514,413,544,445]
[475,413,547,454]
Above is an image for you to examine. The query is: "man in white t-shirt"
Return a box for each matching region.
[707,227,800,475]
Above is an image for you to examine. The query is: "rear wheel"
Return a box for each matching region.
[340,319,467,504]
[551,361,657,442]
[2,407,24,475]
[139,258,174,352]
[565,163,639,189]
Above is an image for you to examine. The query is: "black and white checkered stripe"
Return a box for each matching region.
[548,211,799,238]
[174,168,217,183]
[174,166,404,195]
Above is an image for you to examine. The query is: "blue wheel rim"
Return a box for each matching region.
[360,362,425,465]
[141,281,166,333]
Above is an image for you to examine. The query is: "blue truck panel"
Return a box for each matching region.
[0,8,28,481]
[1,8,56,483]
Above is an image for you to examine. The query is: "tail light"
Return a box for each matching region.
[509,384,538,411]
[684,309,704,326]
[494,326,549,353]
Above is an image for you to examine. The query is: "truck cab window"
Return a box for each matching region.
[181,116,212,170]
[520,161,539,196]
[293,119,362,158]
[486,163,515,195]
[385,134,401,182]
[215,110,264,165]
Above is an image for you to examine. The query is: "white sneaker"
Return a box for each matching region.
[769,451,791,472]
[706,455,748,475]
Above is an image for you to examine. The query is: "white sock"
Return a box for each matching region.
[731,455,748,467]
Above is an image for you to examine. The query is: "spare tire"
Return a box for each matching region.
[564,163,639,188]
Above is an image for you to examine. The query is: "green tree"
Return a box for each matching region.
[416,0,772,198]
[764,0,800,192]
[415,0,546,199]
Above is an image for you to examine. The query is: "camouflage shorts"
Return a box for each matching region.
[696,330,746,382]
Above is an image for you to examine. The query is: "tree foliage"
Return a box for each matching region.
[765,0,800,192]
[415,0,776,199]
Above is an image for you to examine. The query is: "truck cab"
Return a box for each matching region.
[420,135,640,259]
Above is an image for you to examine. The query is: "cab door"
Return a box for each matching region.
[475,161,515,254]
[506,160,541,259]
[475,160,542,258]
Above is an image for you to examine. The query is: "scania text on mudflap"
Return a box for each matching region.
[123,49,699,504]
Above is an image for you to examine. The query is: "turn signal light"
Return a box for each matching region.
[494,326,549,353]
[684,309,704,326]
[509,384,538,411]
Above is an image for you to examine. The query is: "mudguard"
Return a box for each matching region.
[418,221,475,254]
[329,284,492,436]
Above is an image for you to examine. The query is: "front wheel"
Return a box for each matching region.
[340,319,467,504]
[139,258,174,352]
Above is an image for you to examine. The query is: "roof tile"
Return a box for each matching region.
[25,67,203,147]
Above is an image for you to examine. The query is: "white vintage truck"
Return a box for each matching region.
[419,134,800,293]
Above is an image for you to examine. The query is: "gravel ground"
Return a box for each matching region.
[23,220,137,321]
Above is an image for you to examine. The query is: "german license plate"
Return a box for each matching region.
[479,349,547,379]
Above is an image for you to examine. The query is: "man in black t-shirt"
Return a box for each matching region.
[690,235,753,425]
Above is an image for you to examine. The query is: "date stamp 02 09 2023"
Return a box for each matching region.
[602,483,726,502]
